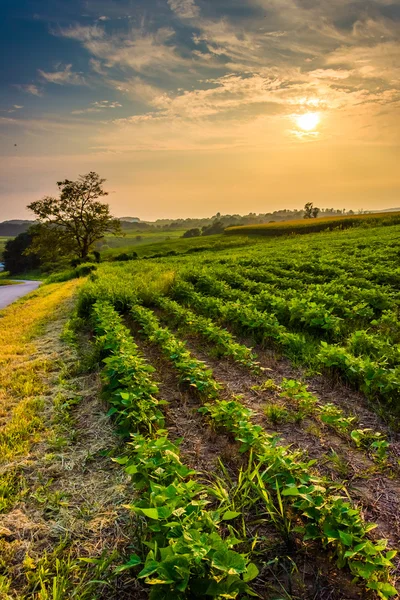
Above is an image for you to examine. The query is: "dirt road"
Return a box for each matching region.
[0,280,42,310]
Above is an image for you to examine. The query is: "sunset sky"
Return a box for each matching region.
[1,0,399,220]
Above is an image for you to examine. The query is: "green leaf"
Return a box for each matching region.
[339,530,353,546]
[243,562,259,582]
[140,508,160,520]
[222,510,242,521]
[367,582,398,598]
[212,549,247,575]
[282,487,301,496]
[138,560,159,579]
[125,464,138,475]
[114,554,142,573]
[349,560,376,580]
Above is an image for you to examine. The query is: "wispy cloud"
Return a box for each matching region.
[56,24,186,73]
[71,100,122,114]
[168,0,200,19]
[14,84,43,96]
[38,64,86,86]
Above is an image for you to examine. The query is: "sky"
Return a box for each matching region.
[0,0,399,220]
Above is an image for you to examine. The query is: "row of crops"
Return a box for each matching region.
[78,224,400,598]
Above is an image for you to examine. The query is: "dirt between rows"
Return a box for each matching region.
[186,331,400,555]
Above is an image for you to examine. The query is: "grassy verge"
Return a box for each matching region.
[0,281,81,468]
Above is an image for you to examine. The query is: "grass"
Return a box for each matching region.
[225,211,400,237]
[0,280,81,465]
[0,270,46,282]
[101,232,255,259]
[0,279,133,599]
[0,279,22,286]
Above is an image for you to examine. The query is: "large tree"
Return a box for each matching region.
[28,171,121,260]
[3,231,41,275]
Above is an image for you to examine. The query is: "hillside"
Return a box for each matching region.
[225,211,400,237]
[1,224,400,599]
[0,221,33,236]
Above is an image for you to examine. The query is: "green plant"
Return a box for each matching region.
[264,403,291,425]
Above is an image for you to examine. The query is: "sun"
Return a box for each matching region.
[296,112,320,131]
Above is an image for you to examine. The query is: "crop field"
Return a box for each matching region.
[2,224,400,599]
[225,211,400,237]
[100,229,187,257]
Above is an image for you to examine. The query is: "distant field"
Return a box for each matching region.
[225,211,400,236]
[101,232,254,259]
[100,229,186,252]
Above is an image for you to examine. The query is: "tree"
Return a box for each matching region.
[304,202,320,219]
[3,231,41,274]
[28,172,121,261]
[182,228,201,238]
[201,220,225,236]
[28,223,77,269]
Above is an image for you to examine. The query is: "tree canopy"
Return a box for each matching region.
[28,172,121,260]
[304,202,320,219]
[3,232,41,275]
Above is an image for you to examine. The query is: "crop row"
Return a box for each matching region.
[92,300,259,599]
[152,295,390,464]
[278,379,389,462]
[171,280,400,407]
[184,270,398,342]
[154,295,260,372]
[127,302,397,598]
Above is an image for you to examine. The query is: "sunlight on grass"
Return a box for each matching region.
[0,280,80,464]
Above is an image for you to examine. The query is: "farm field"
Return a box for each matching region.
[99,229,187,257]
[2,223,400,599]
[225,211,400,237]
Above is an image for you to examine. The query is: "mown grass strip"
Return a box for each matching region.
[0,280,81,465]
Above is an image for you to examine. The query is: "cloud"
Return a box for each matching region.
[309,69,352,80]
[168,0,200,19]
[71,100,122,114]
[38,64,86,86]
[56,24,186,73]
[110,77,163,102]
[15,84,43,96]
[326,41,400,83]
[53,24,105,42]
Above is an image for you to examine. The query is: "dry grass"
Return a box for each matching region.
[0,282,147,599]
[0,281,80,464]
